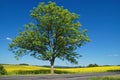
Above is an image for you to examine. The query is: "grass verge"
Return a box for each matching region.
[88,75,120,80]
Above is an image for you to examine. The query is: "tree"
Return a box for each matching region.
[87,64,99,67]
[9,1,90,74]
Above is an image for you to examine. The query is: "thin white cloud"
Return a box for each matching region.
[6,37,12,41]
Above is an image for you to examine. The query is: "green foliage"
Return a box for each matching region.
[14,69,72,74]
[9,1,90,74]
[15,69,50,74]
[107,70,120,72]
[19,63,29,66]
[89,77,120,80]
[0,65,7,75]
[87,64,99,67]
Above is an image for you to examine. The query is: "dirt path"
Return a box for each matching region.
[0,72,120,80]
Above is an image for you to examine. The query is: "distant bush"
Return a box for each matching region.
[87,64,99,67]
[102,65,111,66]
[19,63,29,66]
[0,65,7,75]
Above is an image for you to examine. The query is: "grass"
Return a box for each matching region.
[108,75,120,78]
[88,77,120,80]
[88,75,120,80]
[2,64,120,75]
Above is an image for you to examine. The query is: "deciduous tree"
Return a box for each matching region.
[9,2,90,74]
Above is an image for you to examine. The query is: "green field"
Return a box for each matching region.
[2,64,120,75]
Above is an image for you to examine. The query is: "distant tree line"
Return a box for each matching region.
[87,64,99,67]
[18,63,29,66]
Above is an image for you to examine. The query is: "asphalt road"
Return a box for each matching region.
[0,72,120,80]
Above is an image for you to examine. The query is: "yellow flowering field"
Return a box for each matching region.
[3,65,120,75]
[55,66,120,73]
[3,65,49,74]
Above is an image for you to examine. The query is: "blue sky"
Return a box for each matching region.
[0,0,120,66]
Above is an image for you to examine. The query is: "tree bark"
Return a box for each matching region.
[50,59,54,74]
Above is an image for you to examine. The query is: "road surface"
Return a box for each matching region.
[0,72,120,80]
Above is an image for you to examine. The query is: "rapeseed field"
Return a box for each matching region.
[3,65,120,75]
[56,66,120,73]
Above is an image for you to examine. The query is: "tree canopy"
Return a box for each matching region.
[9,1,90,74]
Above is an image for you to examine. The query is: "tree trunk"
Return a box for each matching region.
[50,59,54,74]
